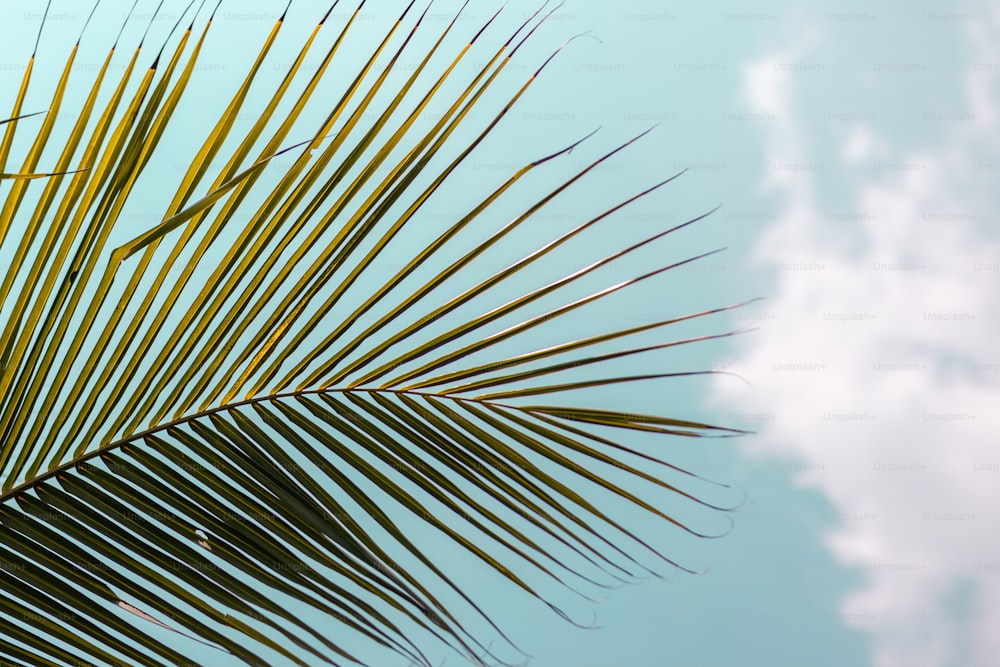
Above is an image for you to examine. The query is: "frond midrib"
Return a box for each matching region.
[0,386,530,502]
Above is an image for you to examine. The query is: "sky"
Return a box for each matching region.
[708,2,1000,667]
[0,1,997,666]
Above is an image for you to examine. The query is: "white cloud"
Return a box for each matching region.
[841,124,878,163]
[715,5,1000,666]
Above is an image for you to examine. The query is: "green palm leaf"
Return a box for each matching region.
[0,1,752,665]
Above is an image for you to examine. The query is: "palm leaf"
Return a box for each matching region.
[0,1,752,665]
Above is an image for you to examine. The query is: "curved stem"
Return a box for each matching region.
[0,386,528,502]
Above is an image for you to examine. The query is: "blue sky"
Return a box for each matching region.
[1,1,996,666]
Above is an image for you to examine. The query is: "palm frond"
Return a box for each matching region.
[0,1,750,665]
